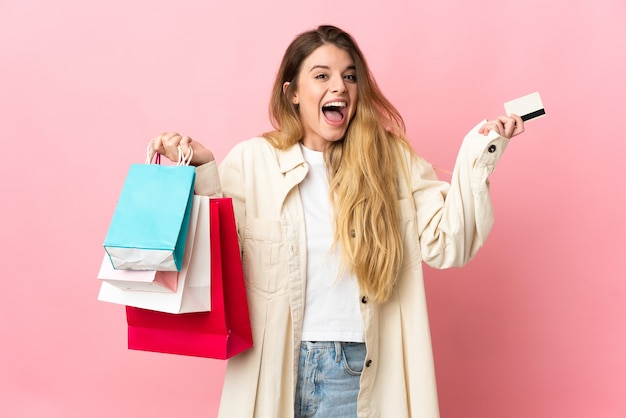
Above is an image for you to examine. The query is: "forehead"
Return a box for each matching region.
[302,44,355,72]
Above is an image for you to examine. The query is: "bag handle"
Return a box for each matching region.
[145,141,194,166]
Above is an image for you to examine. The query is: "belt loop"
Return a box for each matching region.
[334,341,342,363]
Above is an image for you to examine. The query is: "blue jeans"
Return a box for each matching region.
[295,341,367,418]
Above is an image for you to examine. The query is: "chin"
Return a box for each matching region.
[325,129,348,142]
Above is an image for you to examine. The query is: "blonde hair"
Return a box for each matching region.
[264,25,412,303]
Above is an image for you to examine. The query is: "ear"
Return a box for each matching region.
[283,81,299,105]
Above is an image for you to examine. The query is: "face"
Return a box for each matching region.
[284,44,358,151]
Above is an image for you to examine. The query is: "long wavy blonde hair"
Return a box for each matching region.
[264,25,412,303]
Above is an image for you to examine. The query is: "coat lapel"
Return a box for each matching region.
[276,143,308,207]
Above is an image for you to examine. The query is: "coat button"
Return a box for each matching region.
[365,359,373,367]
[488,144,497,153]
[361,296,368,304]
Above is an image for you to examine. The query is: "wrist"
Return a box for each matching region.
[191,148,214,167]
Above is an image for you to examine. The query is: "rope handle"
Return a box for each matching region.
[145,140,194,166]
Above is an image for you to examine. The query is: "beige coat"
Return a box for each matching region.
[195,121,508,418]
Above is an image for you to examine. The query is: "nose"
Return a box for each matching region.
[330,75,347,94]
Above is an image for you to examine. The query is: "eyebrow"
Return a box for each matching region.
[308,64,356,73]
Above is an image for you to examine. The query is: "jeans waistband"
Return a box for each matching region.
[300,341,365,363]
[300,341,364,349]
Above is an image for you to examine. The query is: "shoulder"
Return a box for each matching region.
[391,138,435,179]
[220,137,286,174]
[223,137,278,162]
[228,136,276,155]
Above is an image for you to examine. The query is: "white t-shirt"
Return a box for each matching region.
[299,144,364,343]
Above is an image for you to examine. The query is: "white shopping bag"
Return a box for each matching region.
[98,195,212,313]
[97,255,178,293]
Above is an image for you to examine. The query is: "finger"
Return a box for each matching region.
[163,132,182,147]
[156,132,173,144]
[480,124,495,135]
[151,136,163,151]
[497,116,516,138]
[178,135,193,158]
[179,135,192,147]
[154,132,175,151]
[489,120,503,136]
[152,132,182,162]
[152,133,165,150]
[479,120,490,135]
[510,114,525,137]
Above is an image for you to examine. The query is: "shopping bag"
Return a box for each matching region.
[98,195,212,313]
[103,144,195,271]
[126,198,253,359]
[97,254,178,293]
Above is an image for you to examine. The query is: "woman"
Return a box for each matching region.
[153,25,523,418]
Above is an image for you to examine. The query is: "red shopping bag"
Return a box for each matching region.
[126,198,253,359]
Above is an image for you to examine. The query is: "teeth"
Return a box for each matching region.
[323,101,347,108]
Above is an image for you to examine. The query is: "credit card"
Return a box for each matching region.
[504,92,545,121]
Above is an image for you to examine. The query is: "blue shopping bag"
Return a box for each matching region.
[103,145,196,271]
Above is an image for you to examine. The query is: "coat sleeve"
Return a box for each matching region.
[413,120,510,268]
[194,160,222,197]
[193,143,247,219]
[194,142,248,248]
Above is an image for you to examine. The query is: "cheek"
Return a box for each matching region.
[299,105,320,126]
[350,90,358,115]
[350,100,358,119]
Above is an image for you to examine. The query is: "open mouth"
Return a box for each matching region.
[322,101,347,124]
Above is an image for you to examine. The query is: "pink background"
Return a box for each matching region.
[1,0,624,417]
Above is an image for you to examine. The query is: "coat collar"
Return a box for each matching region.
[276,142,309,206]
[277,142,306,174]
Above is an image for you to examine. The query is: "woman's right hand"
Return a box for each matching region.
[151,132,215,166]
[478,114,524,139]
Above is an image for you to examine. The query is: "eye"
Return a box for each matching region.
[315,73,329,80]
[344,74,357,83]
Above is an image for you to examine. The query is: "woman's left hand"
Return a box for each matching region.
[479,114,524,139]
[151,132,215,167]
